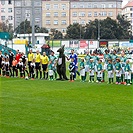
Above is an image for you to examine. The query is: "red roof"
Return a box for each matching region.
[123,1,133,9]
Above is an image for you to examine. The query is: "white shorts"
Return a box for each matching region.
[80,69,85,76]
[121,67,125,74]
[115,70,121,77]
[104,63,108,71]
[97,71,103,78]
[89,69,95,76]
[49,70,53,76]
[125,72,131,79]
[85,65,89,72]
[108,70,114,78]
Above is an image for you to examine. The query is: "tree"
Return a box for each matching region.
[117,14,132,39]
[65,23,85,39]
[50,29,63,39]
[15,19,48,34]
[0,20,13,39]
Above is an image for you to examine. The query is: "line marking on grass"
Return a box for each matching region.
[0,76,1,130]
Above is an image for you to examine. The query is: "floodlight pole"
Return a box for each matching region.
[32,0,35,47]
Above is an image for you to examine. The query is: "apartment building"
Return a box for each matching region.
[42,0,122,33]
[42,0,70,33]
[0,0,14,28]
[70,0,122,25]
[122,0,133,35]
[14,0,42,29]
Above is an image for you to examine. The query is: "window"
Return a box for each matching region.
[72,12,77,17]
[93,4,98,8]
[46,4,50,9]
[54,20,58,25]
[54,12,58,17]
[1,0,5,5]
[72,4,77,8]
[100,12,107,16]
[15,1,21,6]
[73,20,77,24]
[25,13,30,17]
[108,12,113,17]
[35,18,40,23]
[61,20,66,25]
[88,20,91,24]
[109,4,114,8]
[1,16,5,20]
[130,13,133,17]
[8,8,12,13]
[94,12,98,17]
[62,12,66,17]
[46,12,50,17]
[79,12,85,17]
[62,29,66,33]
[8,16,13,20]
[35,9,40,14]
[130,8,133,11]
[8,0,12,4]
[81,20,85,25]
[80,4,84,8]
[88,4,92,8]
[88,12,92,17]
[1,8,5,13]
[62,4,66,9]
[54,4,58,9]
[101,4,105,8]
[46,20,50,25]
[34,1,41,6]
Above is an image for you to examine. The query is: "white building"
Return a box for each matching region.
[122,0,133,35]
[0,0,14,29]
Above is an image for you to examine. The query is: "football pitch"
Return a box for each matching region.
[0,77,132,133]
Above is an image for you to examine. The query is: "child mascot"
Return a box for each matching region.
[57,45,68,80]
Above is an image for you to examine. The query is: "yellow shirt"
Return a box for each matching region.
[41,55,49,64]
[28,53,34,61]
[35,53,41,63]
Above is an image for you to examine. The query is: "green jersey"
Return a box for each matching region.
[84,54,91,65]
[97,64,103,71]
[91,55,99,65]
[49,55,56,64]
[115,62,121,70]
[124,64,131,72]
[104,54,112,64]
[107,63,113,71]
[111,54,118,64]
[48,64,53,70]
[80,62,85,69]
[89,62,95,70]
[120,56,127,67]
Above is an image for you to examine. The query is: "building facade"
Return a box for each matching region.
[14,0,42,30]
[42,0,122,33]
[0,0,14,28]
[122,0,133,35]
[42,0,70,33]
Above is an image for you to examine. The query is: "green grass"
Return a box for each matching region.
[0,77,132,133]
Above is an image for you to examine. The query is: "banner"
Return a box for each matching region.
[99,41,108,48]
[79,40,88,48]
[88,41,98,49]
[61,40,69,47]
[69,40,79,48]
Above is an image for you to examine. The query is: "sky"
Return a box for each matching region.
[122,0,129,7]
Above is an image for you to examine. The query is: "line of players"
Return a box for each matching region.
[0,49,57,80]
[0,49,132,85]
[68,49,132,85]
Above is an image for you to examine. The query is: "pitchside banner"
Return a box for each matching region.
[61,40,69,47]
[69,40,79,48]
[88,41,98,49]
[99,41,108,48]
[79,40,88,48]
